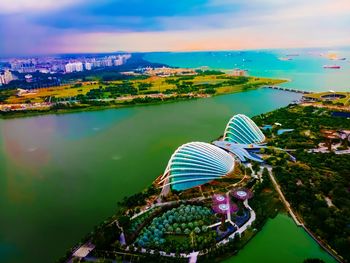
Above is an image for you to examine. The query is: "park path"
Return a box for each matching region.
[262,165,343,263]
[264,166,302,226]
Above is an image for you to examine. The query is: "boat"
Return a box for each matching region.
[323,65,341,69]
[279,57,293,61]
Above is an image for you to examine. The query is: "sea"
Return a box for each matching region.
[144,48,350,92]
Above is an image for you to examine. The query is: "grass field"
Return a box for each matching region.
[2,74,286,104]
[303,91,350,105]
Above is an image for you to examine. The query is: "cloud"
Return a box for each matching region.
[0,0,84,14]
[30,0,232,32]
[0,0,349,56]
[41,22,350,54]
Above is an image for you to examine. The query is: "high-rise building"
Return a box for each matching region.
[114,57,123,66]
[0,70,14,85]
[84,62,92,70]
[65,63,75,73]
[92,61,101,67]
[75,62,83,72]
[0,75,4,86]
[65,62,83,73]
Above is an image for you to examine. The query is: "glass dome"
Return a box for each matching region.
[161,142,235,191]
[223,114,265,144]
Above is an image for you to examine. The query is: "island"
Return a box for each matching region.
[58,103,349,263]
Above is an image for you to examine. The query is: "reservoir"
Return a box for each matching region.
[0,89,331,262]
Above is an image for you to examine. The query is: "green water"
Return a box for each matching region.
[225,214,336,263]
[0,89,332,263]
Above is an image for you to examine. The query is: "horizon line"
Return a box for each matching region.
[1,45,349,59]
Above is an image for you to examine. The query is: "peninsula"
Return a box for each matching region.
[59,104,349,263]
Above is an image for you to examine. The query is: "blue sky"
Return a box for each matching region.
[1,0,349,56]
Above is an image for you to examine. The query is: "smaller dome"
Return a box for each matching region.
[224,114,265,144]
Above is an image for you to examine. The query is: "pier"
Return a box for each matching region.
[263,85,313,94]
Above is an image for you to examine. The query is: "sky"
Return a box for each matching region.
[1,0,350,56]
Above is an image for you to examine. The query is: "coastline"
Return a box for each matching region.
[0,78,288,119]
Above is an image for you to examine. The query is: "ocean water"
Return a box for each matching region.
[144,48,350,92]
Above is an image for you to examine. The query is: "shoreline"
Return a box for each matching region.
[47,104,341,262]
[0,80,290,120]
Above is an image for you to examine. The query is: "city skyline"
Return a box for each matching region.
[1,0,350,56]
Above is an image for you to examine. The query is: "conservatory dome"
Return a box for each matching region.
[161,142,235,192]
[223,114,265,144]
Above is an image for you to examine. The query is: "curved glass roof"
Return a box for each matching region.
[223,114,265,144]
[161,142,235,191]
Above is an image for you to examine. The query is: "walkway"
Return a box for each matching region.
[217,199,256,246]
[263,165,344,263]
[189,252,199,263]
[225,191,238,228]
[263,165,302,226]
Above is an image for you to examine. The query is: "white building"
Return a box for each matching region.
[75,62,83,72]
[65,63,75,73]
[92,61,101,67]
[39,69,49,74]
[85,62,92,70]
[114,57,123,66]
[113,54,131,66]
[0,70,14,85]
[65,62,84,73]
[25,74,33,82]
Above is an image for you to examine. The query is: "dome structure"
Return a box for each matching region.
[161,142,235,192]
[223,114,265,144]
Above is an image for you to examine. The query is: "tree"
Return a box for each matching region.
[175,227,181,234]
[118,215,130,229]
[245,167,252,176]
[194,227,201,234]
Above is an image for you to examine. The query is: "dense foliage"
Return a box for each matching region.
[135,204,217,253]
[253,105,350,149]
[255,105,350,261]
[250,168,283,230]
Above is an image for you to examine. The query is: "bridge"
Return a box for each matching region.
[263,85,313,94]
